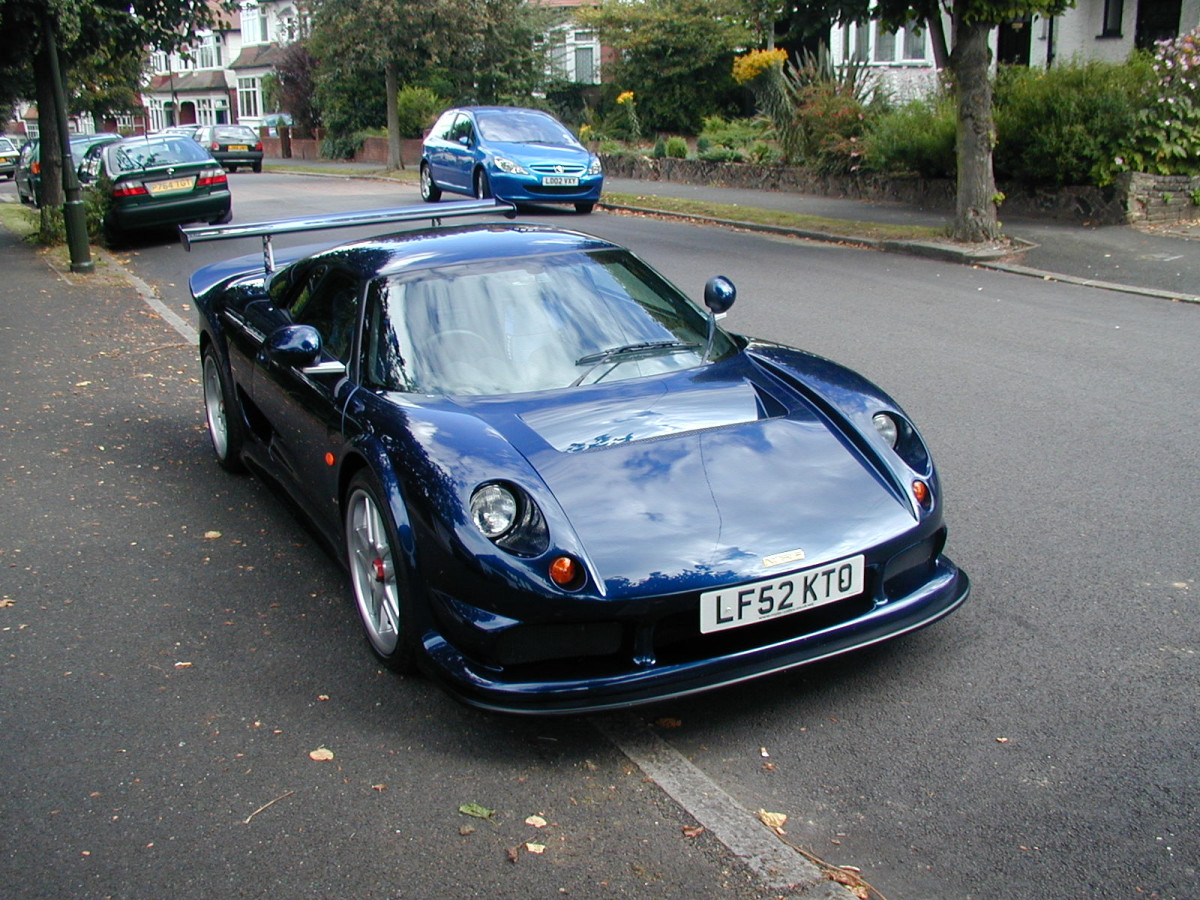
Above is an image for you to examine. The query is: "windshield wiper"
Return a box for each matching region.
[572,340,698,386]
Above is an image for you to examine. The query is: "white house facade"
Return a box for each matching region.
[829,0,1200,100]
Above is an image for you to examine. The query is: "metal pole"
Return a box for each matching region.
[43,14,93,274]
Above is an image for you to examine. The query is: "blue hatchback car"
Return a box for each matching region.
[420,107,603,213]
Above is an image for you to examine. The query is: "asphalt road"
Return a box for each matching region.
[2,171,1197,900]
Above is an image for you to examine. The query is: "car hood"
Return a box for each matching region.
[456,355,920,597]
[486,141,592,164]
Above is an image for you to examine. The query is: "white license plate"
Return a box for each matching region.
[147,176,196,195]
[541,176,579,186]
[699,555,865,634]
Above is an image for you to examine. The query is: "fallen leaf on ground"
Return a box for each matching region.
[525,842,546,854]
[506,847,519,863]
[308,747,334,761]
[682,825,705,838]
[371,784,386,792]
[525,815,547,828]
[458,802,495,820]
[655,717,682,728]
[757,809,788,834]
[459,825,476,836]
[204,531,222,539]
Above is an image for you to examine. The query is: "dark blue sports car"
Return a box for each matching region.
[183,200,968,714]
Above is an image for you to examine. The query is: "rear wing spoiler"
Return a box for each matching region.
[179,198,517,274]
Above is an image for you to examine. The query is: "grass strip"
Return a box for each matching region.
[602,191,947,243]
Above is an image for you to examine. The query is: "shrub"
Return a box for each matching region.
[698,115,765,151]
[322,130,366,160]
[994,58,1153,187]
[394,86,443,139]
[665,136,689,158]
[1120,28,1200,177]
[651,138,667,159]
[865,97,956,178]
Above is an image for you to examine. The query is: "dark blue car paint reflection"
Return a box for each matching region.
[190,219,968,713]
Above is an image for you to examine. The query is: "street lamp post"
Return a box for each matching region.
[43,14,93,274]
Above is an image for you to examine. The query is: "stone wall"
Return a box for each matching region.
[600,155,1200,226]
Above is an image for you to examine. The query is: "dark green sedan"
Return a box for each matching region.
[78,134,232,241]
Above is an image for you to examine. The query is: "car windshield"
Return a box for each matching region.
[107,138,210,171]
[368,249,736,396]
[0,138,15,152]
[475,111,580,147]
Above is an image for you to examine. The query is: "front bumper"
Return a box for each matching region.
[488,170,603,204]
[419,552,969,715]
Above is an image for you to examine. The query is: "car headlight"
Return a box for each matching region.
[872,412,899,448]
[588,158,602,175]
[470,482,550,556]
[493,157,529,176]
[471,483,518,537]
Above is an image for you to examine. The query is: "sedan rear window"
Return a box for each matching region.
[107,138,211,171]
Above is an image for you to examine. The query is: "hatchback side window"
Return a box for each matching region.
[431,111,457,141]
[449,114,474,146]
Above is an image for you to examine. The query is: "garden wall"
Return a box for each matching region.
[600,155,1200,227]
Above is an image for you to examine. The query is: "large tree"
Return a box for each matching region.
[870,0,1074,242]
[579,0,751,134]
[308,0,547,169]
[0,0,221,212]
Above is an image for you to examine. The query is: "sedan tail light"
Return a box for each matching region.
[254,142,263,151]
[197,168,228,187]
[210,142,221,151]
[112,182,149,198]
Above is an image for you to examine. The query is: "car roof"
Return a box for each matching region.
[297,223,621,279]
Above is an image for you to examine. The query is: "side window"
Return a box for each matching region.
[287,266,363,362]
[431,111,457,141]
[362,279,411,391]
[449,113,474,145]
[78,146,103,183]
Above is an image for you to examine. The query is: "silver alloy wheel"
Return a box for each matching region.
[420,165,432,196]
[346,486,401,656]
[203,353,229,460]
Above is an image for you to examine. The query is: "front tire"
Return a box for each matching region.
[575,201,595,214]
[202,345,246,472]
[345,471,417,673]
[473,168,492,200]
[419,162,441,202]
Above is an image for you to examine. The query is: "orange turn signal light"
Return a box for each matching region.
[912,480,931,508]
[549,556,581,588]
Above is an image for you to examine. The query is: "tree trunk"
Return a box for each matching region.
[34,40,64,211]
[926,12,949,70]
[385,60,402,170]
[949,14,1000,243]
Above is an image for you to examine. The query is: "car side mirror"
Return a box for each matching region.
[264,324,321,367]
[704,276,736,315]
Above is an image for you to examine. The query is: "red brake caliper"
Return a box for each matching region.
[373,558,387,583]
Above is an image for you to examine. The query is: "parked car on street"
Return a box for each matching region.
[181,200,969,713]
[194,124,264,172]
[0,136,19,179]
[15,132,122,207]
[77,134,231,241]
[420,107,603,213]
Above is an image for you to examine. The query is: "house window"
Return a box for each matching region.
[1101,0,1123,37]
[151,50,169,74]
[191,33,221,69]
[238,76,262,119]
[902,22,927,60]
[575,46,595,84]
[874,22,896,62]
[242,3,270,44]
[844,22,870,62]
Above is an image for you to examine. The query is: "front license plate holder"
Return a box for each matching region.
[699,555,865,634]
[541,176,579,186]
